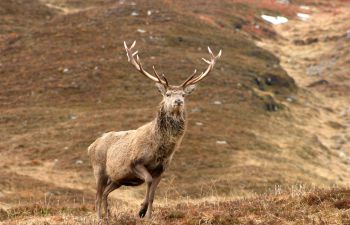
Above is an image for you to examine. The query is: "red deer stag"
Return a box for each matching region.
[88,41,222,219]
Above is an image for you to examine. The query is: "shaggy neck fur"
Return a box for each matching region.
[155,102,186,139]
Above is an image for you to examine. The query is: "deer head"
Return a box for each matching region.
[124,41,222,114]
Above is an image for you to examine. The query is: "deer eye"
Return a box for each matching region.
[166,93,171,97]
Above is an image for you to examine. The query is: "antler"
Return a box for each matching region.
[181,47,222,87]
[124,41,168,86]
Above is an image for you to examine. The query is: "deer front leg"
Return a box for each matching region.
[145,175,161,219]
[132,164,152,218]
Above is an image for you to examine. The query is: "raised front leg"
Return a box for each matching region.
[132,164,153,218]
[145,175,162,219]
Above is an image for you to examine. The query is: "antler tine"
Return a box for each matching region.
[124,41,167,85]
[161,74,169,87]
[152,66,169,86]
[184,47,222,86]
[181,69,197,87]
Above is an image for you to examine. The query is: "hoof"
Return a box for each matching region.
[138,207,148,218]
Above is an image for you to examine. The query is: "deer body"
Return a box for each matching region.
[91,104,185,184]
[88,41,221,220]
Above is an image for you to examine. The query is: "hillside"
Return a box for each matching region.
[0,0,349,224]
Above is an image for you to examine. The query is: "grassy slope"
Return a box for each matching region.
[1,0,350,223]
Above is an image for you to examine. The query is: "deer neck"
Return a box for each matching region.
[155,103,186,139]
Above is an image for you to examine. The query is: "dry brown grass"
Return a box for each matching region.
[2,187,350,224]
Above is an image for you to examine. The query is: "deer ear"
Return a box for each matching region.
[184,84,196,95]
[155,83,166,95]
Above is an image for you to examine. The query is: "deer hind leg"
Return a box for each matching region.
[94,169,108,220]
[102,181,121,219]
[132,164,153,218]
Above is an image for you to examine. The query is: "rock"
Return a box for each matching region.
[307,79,329,87]
[286,97,294,102]
[300,5,311,10]
[276,0,290,4]
[131,11,139,16]
[137,29,146,33]
[147,10,152,16]
[191,107,201,113]
[195,122,203,126]
[0,208,8,221]
[214,101,222,105]
[75,160,83,165]
[266,102,279,112]
[63,68,69,73]
[216,141,227,145]
[234,23,242,30]
[254,77,265,90]
[293,37,318,46]
[339,151,346,158]
[69,115,78,120]
[305,37,318,45]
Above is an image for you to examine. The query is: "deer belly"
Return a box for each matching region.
[119,177,144,186]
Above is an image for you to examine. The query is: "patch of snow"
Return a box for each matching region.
[214,101,222,105]
[147,10,152,16]
[297,13,311,21]
[131,11,139,16]
[195,122,203,126]
[63,68,69,73]
[261,15,288,25]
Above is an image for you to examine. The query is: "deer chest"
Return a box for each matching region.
[146,142,177,175]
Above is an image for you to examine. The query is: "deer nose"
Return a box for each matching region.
[175,99,183,105]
